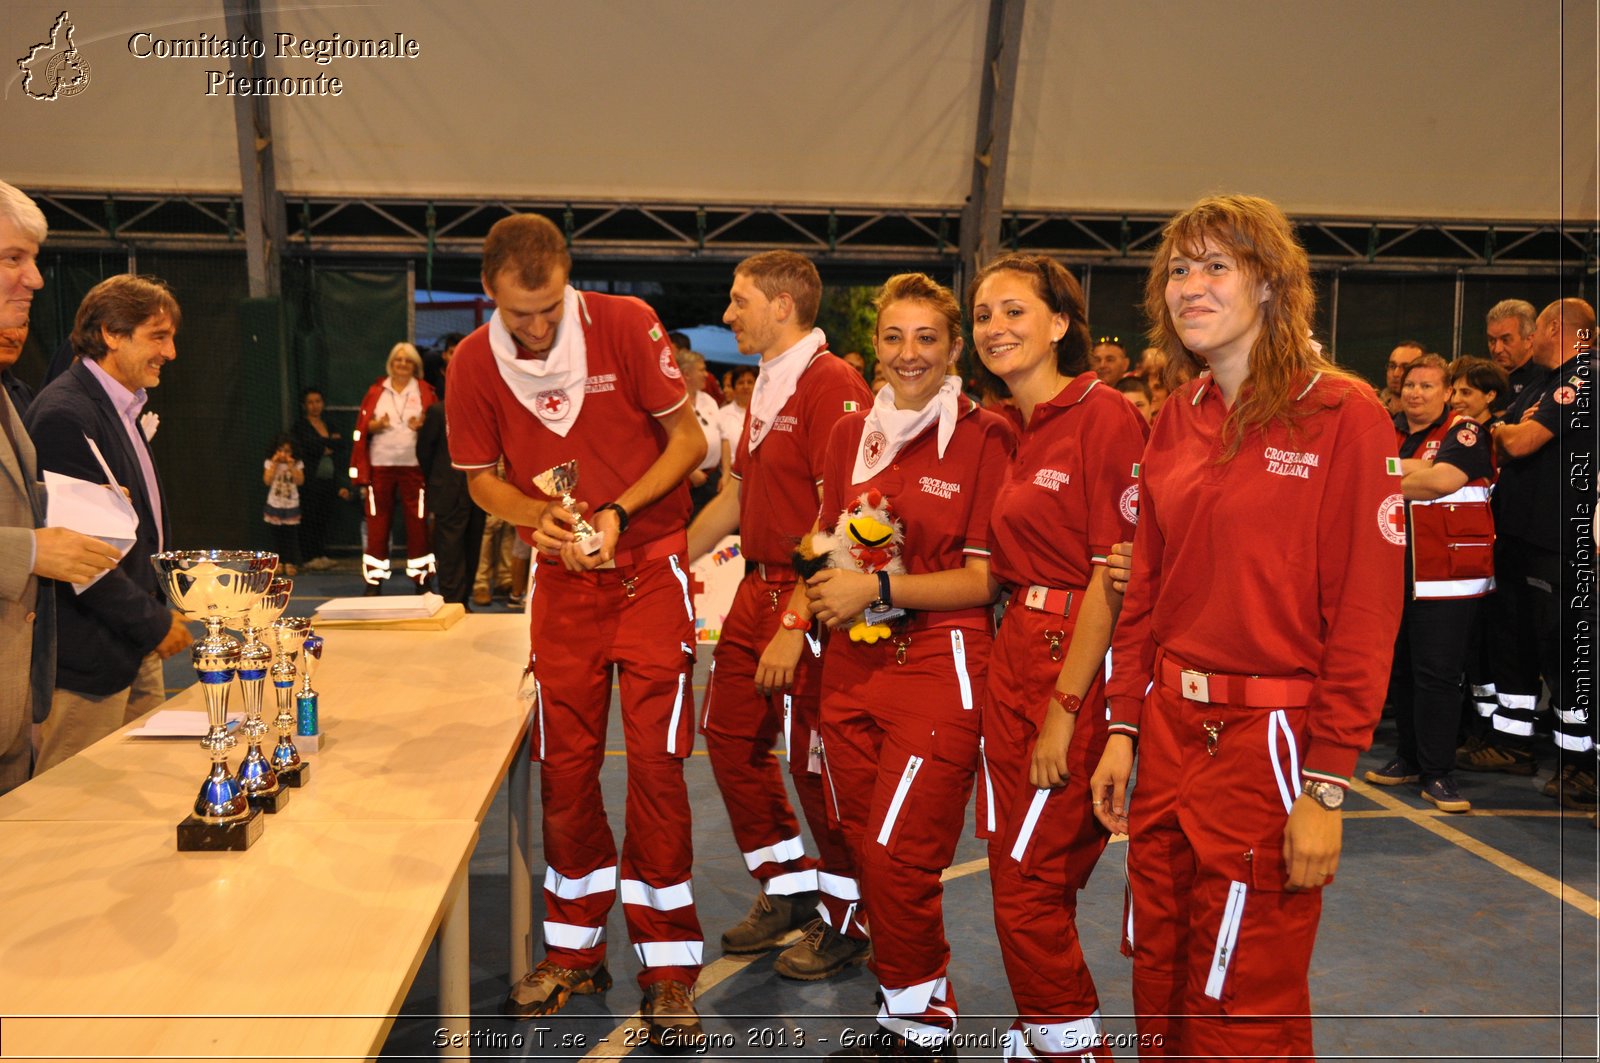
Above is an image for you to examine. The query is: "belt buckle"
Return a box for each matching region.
[1024,585,1048,610]
[1179,669,1211,703]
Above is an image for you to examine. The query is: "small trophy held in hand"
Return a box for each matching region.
[533,460,604,556]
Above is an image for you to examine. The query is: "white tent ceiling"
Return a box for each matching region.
[0,0,1594,222]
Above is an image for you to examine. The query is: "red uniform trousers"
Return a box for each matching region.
[527,551,704,990]
[702,570,863,934]
[1126,660,1323,1062]
[983,599,1114,1060]
[821,623,986,1046]
[363,464,434,585]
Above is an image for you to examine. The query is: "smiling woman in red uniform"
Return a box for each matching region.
[1091,195,1403,1061]
[803,273,1014,1058]
[971,254,1148,1061]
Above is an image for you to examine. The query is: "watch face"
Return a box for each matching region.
[1307,781,1344,809]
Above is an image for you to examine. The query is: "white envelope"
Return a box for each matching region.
[42,435,141,592]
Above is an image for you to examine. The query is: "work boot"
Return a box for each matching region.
[773,917,871,981]
[1456,740,1536,775]
[641,979,706,1053]
[504,959,612,1019]
[721,890,819,953]
[1556,767,1598,811]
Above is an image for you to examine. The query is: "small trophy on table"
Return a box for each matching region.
[233,577,293,812]
[151,549,279,852]
[297,626,323,749]
[268,616,312,787]
[533,460,604,556]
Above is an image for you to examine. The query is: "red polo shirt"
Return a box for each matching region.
[732,352,872,565]
[818,397,1016,630]
[446,291,691,552]
[1106,372,1404,783]
[987,373,1149,592]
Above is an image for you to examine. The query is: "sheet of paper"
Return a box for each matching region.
[125,710,243,738]
[315,592,445,621]
[42,435,142,592]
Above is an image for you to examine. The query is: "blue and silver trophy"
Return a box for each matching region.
[233,577,292,812]
[269,616,312,786]
[151,550,278,851]
[297,629,323,741]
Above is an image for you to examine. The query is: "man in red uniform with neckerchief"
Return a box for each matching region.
[445,214,709,1048]
[687,251,873,979]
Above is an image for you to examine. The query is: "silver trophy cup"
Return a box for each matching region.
[533,460,604,556]
[151,549,278,851]
[269,616,313,787]
[232,577,292,812]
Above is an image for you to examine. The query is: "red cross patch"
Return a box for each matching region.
[863,430,888,468]
[1378,493,1407,545]
[534,389,570,421]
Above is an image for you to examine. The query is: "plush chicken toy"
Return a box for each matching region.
[796,488,907,643]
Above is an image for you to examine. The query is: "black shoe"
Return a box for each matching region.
[1364,757,1420,786]
[362,583,382,597]
[1421,775,1471,813]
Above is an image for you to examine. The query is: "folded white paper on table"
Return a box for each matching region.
[314,592,445,621]
[126,710,243,738]
[42,435,141,592]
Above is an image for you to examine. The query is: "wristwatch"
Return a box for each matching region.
[594,501,629,535]
[1050,690,1083,714]
[780,610,808,631]
[1301,779,1345,810]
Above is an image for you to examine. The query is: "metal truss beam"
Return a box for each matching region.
[25,190,1597,275]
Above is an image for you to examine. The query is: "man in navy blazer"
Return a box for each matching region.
[25,274,193,772]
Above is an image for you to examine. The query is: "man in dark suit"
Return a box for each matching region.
[25,273,193,773]
[0,181,120,794]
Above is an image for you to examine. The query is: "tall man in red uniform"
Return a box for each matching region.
[445,214,710,1047]
[687,251,874,979]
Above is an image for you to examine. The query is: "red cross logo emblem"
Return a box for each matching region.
[534,389,570,421]
[1378,493,1407,545]
[1188,680,1199,694]
[864,430,887,468]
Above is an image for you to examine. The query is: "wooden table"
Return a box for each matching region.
[0,615,537,1061]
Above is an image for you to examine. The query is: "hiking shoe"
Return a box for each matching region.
[1421,775,1471,813]
[1557,768,1599,811]
[1364,758,1420,786]
[1456,740,1536,775]
[773,917,871,981]
[720,890,819,954]
[641,979,706,1053]
[504,959,612,1019]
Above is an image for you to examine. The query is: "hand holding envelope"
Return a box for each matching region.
[42,435,142,592]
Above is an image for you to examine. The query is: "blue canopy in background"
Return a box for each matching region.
[677,325,758,366]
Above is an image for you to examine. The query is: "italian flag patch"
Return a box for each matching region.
[843,400,861,412]
[1131,462,1141,478]
[648,325,663,342]
[1385,457,1402,476]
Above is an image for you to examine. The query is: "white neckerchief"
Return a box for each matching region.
[488,286,590,438]
[747,327,826,451]
[853,375,962,484]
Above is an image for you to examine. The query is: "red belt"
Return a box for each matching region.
[1159,653,1314,708]
[1019,583,1082,620]
[745,560,796,583]
[535,530,687,572]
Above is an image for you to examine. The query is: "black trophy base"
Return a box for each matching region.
[278,761,310,788]
[246,785,291,813]
[177,807,264,851]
